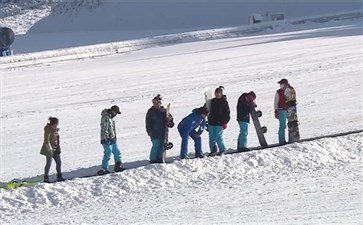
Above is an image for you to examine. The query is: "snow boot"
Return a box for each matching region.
[57,173,65,182]
[43,175,49,183]
[114,161,125,172]
[97,169,110,175]
[208,145,219,157]
[195,153,205,159]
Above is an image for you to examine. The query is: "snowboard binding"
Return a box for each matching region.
[261,126,267,133]
[164,142,173,150]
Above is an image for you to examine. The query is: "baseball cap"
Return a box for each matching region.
[277,78,288,84]
[110,105,121,114]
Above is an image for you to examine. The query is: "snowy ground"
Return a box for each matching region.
[1,134,362,224]
[0,13,362,225]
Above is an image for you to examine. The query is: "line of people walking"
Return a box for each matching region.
[40,79,296,181]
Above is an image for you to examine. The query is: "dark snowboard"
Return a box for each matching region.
[250,103,268,148]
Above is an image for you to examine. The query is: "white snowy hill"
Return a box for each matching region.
[0,1,362,224]
[1,0,362,53]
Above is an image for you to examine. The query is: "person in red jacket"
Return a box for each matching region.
[274,78,295,144]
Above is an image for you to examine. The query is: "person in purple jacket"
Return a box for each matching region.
[178,105,209,159]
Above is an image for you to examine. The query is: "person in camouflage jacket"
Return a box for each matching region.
[98,105,123,175]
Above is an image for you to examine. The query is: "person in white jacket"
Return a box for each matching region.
[274,78,296,144]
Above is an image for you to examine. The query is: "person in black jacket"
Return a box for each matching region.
[207,86,230,155]
[146,95,174,163]
[237,91,256,151]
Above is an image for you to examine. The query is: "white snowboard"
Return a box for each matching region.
[204,87,215,111]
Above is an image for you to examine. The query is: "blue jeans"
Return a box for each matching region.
[149,139,163,162]
[278,110,288,144]
[208,125,226,153]
[180,131,203,159]
[238,122,249,149]
[102,143,122,170]
[44,153,62,176]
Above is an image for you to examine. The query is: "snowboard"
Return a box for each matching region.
[162,103,173,163]
[287,101,300,143]
[0,181,38,190]
[0,27,15,48]
[250,103,268,148]
[204,87,214,111]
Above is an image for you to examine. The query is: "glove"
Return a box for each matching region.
[222,123,227,130]
[274,110,279,119]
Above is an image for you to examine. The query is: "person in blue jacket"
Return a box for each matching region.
[178,105,209,159]
[146,94,174,163]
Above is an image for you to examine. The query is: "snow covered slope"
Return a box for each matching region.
[0,133,362,224]
[2,10,362,67]
[1,17,362,183]
[1,0,362,53]
[0,7,362,224]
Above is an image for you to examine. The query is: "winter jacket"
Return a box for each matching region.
[178,108,207,138]
[275,89,288,110]
[274,85,297,110]
[208,97,230,126]
[40,124,60,156]
[146,106,174,140]
[237,93,254,123]
[100,109,117,144]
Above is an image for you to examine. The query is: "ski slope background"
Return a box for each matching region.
[1,0,362,53]
[0,9,363,225]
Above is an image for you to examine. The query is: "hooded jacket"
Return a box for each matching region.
[100,109,117,144]
[237,93,254,123]
[178,108,207,137]
[40,124,59,156]
[146,106,174,140]
[208,97,230,126]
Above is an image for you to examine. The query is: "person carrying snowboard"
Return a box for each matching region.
[207,86,230,155]
[236,91,256,151]
[146,94,174,163]
[98,105,124,175]
[274,78,296,144]
[40,117,64,182]
[178,105,209,159]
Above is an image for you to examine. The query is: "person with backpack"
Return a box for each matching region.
[274,78,297,144]
[207,86,230,155]
[236,91,256,151]
[178,105,209,159]
[98,105,124,175]
[40,117,65,182]
[146,94,174,163]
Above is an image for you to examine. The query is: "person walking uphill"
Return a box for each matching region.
[178,105,209,159]
[237,91,256,151]
[207,86,230,156]
[98,105,124,175]
[146,94,174,163]
[40,117,64,182]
